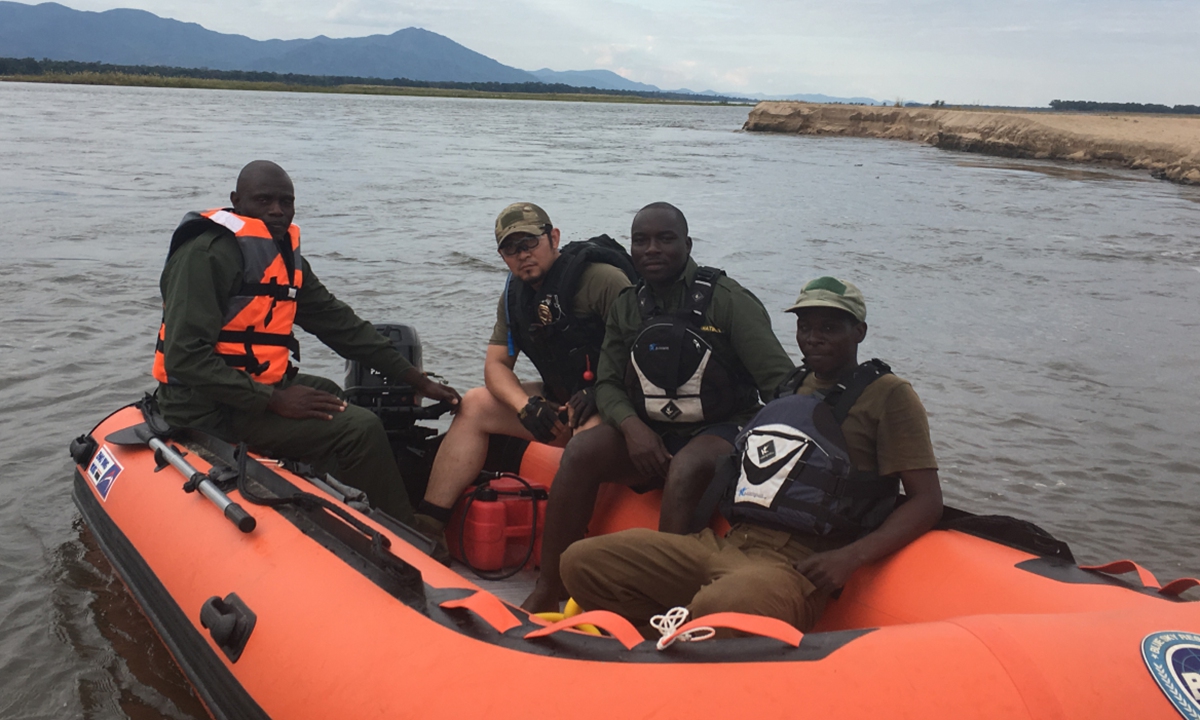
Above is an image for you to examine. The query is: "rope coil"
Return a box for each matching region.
[650,607,714,650]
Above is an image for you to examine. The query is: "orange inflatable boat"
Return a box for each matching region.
[72,402,1200,720]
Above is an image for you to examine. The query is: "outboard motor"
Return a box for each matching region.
[345,323,424,433]
[345,323,530,504]
[345,323,441,503]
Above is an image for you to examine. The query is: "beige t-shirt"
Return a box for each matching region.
[489,262,632,347]
[796,371,938,476]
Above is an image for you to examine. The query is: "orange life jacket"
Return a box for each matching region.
[153,209,303,386]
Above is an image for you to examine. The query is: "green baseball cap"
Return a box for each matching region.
[495,202,552,245]
[784,276,867,322]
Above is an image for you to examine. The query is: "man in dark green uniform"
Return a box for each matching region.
[154,160,460,523]
[522,201,794,612]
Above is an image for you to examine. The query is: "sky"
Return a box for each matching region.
[45,0,1200,106]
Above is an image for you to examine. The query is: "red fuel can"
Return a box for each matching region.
[445,477,548,571]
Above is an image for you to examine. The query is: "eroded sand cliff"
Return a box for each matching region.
[744,102,1200,185]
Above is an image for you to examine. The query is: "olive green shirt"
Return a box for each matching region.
[596,259,795,436]
[156,228,414,429]
[488,262,632,347]
[795,372,938,476]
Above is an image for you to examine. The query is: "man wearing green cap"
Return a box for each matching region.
[414,202,634,540]
[559,276,943,633]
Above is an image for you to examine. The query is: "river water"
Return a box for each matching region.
[0,81,1197,718]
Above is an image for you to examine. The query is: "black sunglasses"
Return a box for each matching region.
[498,227,550,257]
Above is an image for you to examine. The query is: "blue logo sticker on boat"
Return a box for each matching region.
[86,446,123,501]
[1143,631,1200,720]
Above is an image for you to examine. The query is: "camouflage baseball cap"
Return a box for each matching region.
[784,276,867,322]
[495,202,552,245]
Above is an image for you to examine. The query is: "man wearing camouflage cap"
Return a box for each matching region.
[559,276,943,634]
[414,202,635,541]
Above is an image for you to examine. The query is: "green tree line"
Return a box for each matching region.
[0,57,746,103]
[1050,99,1200,115]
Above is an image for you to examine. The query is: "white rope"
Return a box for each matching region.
[650,606,715,650]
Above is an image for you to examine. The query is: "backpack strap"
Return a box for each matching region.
[636,266,724,322]
[822,359,892,424]
[631,266,718,394]
[634,281,656,320]
[774,365,811,399]
[686,267,723,323]
[503,273,516,356]
[658,267,725,395]
[575,234,638,282]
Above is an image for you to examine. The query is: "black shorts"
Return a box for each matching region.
[631,421,743,494]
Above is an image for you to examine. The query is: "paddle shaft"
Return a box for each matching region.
[147,437,256,533]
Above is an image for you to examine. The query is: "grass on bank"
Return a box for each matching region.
[0,71,749,106]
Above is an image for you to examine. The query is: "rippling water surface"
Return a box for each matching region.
[1,82,1198,718]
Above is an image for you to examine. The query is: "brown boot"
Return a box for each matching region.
[412,513,452,567]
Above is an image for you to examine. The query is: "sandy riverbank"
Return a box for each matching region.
[744,102,1200,184]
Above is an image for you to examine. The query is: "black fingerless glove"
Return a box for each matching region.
[518,396,559,443]
[567,387,597,428]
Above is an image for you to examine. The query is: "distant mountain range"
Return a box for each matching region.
[0,1,880,103]
[529,68,661,93]
[0,1,535,83]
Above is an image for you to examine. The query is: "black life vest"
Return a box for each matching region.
[505,234,637,404]
[719,359,898,537]
[623,267,756,424]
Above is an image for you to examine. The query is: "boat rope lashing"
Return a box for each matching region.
[651,607,715,650]
[656,611,805,649]
[457,472,547,581]
[523,610,645,650]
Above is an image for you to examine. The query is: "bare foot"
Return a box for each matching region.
[521,581,564,614]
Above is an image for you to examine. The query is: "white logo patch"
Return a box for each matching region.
[86,446,123,501]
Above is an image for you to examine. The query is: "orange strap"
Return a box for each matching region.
[439,592,521,634]
[1080,560,1160,589]
[524,610,645,650]
[1159,577,1200,597]
[658,612,803,648]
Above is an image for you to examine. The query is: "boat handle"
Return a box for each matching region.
[439,592,521,633]
[200,593,257,662]
[1079,560,1160,589]
[1158,577,1200,597]
[657,612,803,649]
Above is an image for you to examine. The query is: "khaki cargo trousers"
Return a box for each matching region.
[561,524,827,636]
